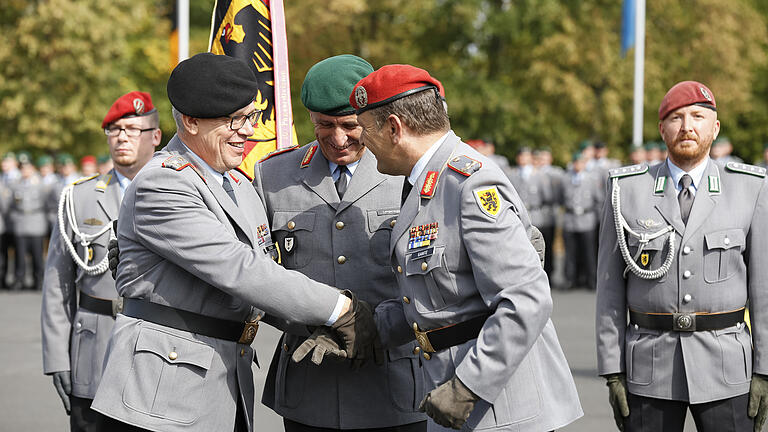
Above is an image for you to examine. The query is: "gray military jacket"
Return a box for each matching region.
[377,132,582,431]
[91,136,342,432]
[506,166,555,229]
[596,159,768,403]
[256,144,426,429]
[10,175,49,236]
[41,171,121,398]
[559,169,603,233]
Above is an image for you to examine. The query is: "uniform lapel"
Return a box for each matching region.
[336,150,386,214]
[296,144,339,209]
[96,169,121,222]
[653,162,686,236]
[681,160,718,246]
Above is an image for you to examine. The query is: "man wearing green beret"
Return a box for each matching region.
[256,54,427,432]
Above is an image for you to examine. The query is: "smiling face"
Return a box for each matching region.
[310,111,365,165]
[659,105,720,167]
[190,103,256,172]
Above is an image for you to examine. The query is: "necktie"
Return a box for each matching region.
[678,174,693,224]
[401,180,413,207]
[335,165,348,198]
[222,174,237,205]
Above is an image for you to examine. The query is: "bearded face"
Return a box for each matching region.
[659,105,720,166]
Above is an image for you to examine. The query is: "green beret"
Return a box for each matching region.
[578,139,593,151]
[644,141,659,151]
[36,155,53,167]
[572,151,582,162]
[301,55,374,116]
[17,151,31,165]
[3,151,16,160]
[56,153,74,165]
[97,154,111,164]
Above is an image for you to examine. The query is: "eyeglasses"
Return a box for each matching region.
[228,110,263,131]
[104,127,156,138]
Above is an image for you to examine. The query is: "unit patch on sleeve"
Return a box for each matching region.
[473,186,502,218]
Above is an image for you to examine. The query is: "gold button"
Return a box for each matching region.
[168,351,178,361]
[421,262,428,271]
[390,219,397,228]
[336,221,345,230]
[240,348,246,357]
[422,352,431,360]
[397,265,402,273]
[283,343,289,352]
[337,255,347,264]
[287,221,295,230]
[413,346,421,355]
[403,296,410,304]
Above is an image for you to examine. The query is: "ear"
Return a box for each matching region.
[151,128,162,148]
[182,114,199,136]
[388,114,403,145]
[712,119,720,141]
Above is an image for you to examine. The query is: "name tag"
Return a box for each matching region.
[409,247,434,261]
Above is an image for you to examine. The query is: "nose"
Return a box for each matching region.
[239,119,255,136]
[331,126,348,145]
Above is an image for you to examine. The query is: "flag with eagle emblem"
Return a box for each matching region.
[209,0,298,177]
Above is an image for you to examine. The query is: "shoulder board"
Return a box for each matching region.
[162,155,207,183]
[725,162,766,178]
[72,174,99,185]
[234,166,253,182]
[447,155,482,177]
[95,173,112,191]
[609,163,648,179]
[300,145,319,168]
[258,145,299,164]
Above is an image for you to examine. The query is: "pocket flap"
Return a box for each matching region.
[367,209,399,232]
[75,312,98,335]
[405,245,445,275]
[272,211,316,232]
[705,229,744,250]
[135,328,214,370]
[627,234,667,251]
[387,341,419,361]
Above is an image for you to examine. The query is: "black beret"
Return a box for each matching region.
[301,55,374,116]
[167,52,259,118]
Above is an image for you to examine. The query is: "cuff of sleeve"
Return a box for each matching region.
[325,294,347,326]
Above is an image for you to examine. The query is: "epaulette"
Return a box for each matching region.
[162,155,207,183]
[609,163,648,179]
[725,162,766,178]
[94,173,111,191]
[447,155,482,177]
[258,145,299,164]
[300,145,319,168]
[72,174,99,185]
[235,166,253,182]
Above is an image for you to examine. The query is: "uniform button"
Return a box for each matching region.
[283,343,289,352]
[390,219,397,228]
[633,324,639,330]
[413,346,421,355]
[421,262,428,271]
[397,265,403,273]
[240,348,246,357]
[422,352,431,360]
[287,221,295,230]
[683,294,692,303]
[724,237,730,246]
[683,246,691,255]
[335,221,345,230]
[168,351,178,361]
[337,256,347,264]
[76,322,82,329]
[403,296,410,304]
[683,270,692,279]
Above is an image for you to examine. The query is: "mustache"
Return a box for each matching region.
[677,133,698,142]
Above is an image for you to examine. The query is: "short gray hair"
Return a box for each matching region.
[171,106,186,134]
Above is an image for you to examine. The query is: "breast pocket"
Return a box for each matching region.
[703,229,745,283]
[122,327,214,424]
[405,245,458,313]
[271,211,316,269]
[627,234,669,282]
[367,209,398,266]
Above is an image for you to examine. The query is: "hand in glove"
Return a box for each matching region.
[108,238,119,280]
[749,374,768,432]
[292,327,347,365]
[52,371,72,415]
[350,333,385,370]
[419,375,479,429]
[331,290,377,359]
[605,373,629,431]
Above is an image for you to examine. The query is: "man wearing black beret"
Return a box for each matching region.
[91,52,378,432]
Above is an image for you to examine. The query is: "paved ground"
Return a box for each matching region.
[0,289,696,431]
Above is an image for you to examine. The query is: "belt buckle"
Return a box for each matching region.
[673,313,696,331]
[111,297,124,318]
[413,323,436,353]
[238,321,259,344]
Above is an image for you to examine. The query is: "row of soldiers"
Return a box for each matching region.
[0,153,111,291]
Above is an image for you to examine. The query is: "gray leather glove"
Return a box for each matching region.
[605,373,629,431]
[419,375,479,429]
[527,225,546,267]
[52,371,72,415]
[331,290,377,359]
[108,238,119,280]
[749,374,768,431]
[292,327,347,365]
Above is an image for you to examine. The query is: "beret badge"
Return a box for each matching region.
[355,86,368,109]
[700,87,712,102]
[133,98,145,115]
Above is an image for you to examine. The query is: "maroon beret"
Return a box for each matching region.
[658,81,716,120]
[349,64,445,114]
[102,91,155,128]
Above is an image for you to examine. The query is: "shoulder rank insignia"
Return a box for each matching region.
[448,155,482,177]
[162,155,206,183]
[95,173,111,191]
[725,162,766,178]
[473,186,502,218]
[609,163,648,179]
[421,171,439,198]
[72,174,99,185]
[300,145,318,168]
[235,167,253,182]
[258,144,299,164]
[707,175,721,193]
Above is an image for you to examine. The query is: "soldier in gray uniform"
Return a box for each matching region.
[41,91,161,431]
[256,55,426,432]
[9,152,48,291]
[596,81,768,431]
[533,148,564,281]
[346,64,582,431]
[91,53,377,432]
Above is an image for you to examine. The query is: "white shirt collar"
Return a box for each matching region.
[113,169,131,198]
[408,132,451,186]
[667,157,709,194]
[328,159,360,182]
[181,142,224,186]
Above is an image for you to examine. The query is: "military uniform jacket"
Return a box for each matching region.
[91,136,342,432]
[506,166,556,230]
[41,171,121,398]
[9,175,48,236]
[378,132,582,431]
[596,159,768,403]
[255,144,426,429]
[559,169,603,233]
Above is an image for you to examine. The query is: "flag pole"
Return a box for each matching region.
[631,0,645,148]
[177,0,189,62]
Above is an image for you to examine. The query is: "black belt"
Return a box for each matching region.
[413,314,491,353]
[79,293,123,317]
[629,308,745,332]
[122,298,259,344]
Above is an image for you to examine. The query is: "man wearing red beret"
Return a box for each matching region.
[41,91,161,431]
[337,64,583,431]
[597,80,768,431]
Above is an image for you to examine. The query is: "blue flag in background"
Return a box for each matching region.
[621,0,635,57]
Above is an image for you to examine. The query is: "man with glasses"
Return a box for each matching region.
[41,91,161,431]
[91,53,377,432]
